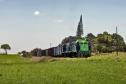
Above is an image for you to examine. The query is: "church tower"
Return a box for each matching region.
[76,15,84,37]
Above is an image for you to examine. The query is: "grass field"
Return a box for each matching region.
[0,53,126,84]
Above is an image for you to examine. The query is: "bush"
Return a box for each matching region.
[31,48,42,56]
[19,50,31,57]
[96,45,102,53]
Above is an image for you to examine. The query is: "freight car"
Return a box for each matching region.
[41,38,91,57]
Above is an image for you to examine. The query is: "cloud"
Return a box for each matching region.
[54,19,64,23]
[33,11,40,16]
[33,10,47,16]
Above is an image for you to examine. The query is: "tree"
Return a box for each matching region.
[124,44,126,52]
[96,31,125,53]
[61,36,83,44]
[86,33,96,52]
[112,33,125,51]
[1,44,11,55]
[31,48,42,56]
[86,33,96,40]
[20,50,30,57]
[96,32,113,53]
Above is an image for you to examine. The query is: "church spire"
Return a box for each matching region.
[76,15,83,37]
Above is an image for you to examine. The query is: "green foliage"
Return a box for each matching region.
[62,31,125,53]
[86,31,126,53]
[86,33,96,40]
[86,33,96,52]
[112,33,125,51]
[0,44,11,55]
[97,33,110,53]
[96,44,103,53]
[20,50,31,57]
[30,48,42,56]
[124,44,126,52]
[61,36,83,44]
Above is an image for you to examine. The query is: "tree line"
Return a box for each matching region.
[20,31,126,57]
[86,31,126,53]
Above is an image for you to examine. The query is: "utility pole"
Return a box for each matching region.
[116,26,118,56]
[49,43,52,48]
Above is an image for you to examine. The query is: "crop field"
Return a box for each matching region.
[0,53,126,84]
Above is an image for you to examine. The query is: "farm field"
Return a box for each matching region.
[0,53,126,84]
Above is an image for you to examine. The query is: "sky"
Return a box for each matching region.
[0,0,126,54]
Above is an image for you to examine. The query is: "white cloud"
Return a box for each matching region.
[54,19,64,23]
[33,11,40,16]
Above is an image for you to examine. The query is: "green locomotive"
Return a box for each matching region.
[62,38,91,57]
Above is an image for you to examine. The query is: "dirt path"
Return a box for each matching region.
[31,56,64,62]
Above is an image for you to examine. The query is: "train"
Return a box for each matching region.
[40,38,91,57]
[31,15,91,57]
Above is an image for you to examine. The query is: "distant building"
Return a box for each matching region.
[76,15,84,37]
[62,15,84,44]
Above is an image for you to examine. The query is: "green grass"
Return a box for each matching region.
[0,54,31,64]
[0,53,126,84]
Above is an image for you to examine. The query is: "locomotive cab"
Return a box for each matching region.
[76,38,91,57]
